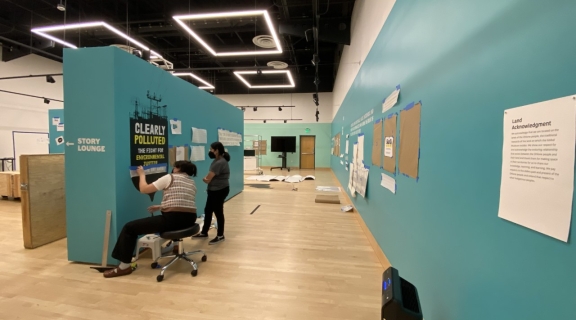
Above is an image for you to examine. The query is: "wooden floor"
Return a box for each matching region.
[0,169,383,320]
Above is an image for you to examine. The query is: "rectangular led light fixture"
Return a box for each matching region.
[31,22,212,89]
[31,21,150,52]
[233,70,295,89]
[173,73,215,90]
[173,10,282,57]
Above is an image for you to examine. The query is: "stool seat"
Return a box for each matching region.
[160,224,200,239]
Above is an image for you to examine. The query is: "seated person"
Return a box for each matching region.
[104,160,198,278]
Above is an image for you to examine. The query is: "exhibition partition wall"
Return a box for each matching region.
[48,109,64,154]
[330,1,576,319]
[64,47,243,264]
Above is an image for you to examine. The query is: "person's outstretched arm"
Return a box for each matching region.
[137,166,159,194]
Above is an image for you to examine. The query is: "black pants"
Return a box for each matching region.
[201,186,229,236]
[111,212,196,263]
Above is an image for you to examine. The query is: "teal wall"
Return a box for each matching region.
[331,1,576,320]
[64,47,243,264]
[244,123,330,168]
[48,109,64,154]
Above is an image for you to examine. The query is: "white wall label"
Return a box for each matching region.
[76,138,106,152]
[498,95,576,242]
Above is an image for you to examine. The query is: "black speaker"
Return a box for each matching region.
[381,267,423,320]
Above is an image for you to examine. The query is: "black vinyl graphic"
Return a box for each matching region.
[129,91,169,200]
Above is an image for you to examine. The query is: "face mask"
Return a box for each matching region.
[208,151,216,159]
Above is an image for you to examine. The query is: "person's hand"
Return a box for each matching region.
[147,205,161,213]
[202,177,209,183]
[137,166,145,176]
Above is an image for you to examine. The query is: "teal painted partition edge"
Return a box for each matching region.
[244,123,331,168]
[64,47,117,264]
[330,1,576,320]
[48,109,64,153]
[65,47,243,265]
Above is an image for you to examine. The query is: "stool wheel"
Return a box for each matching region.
[191,270,198,277]
[157,275,164,282]
[201,255,207,262]
[151,262,158,269]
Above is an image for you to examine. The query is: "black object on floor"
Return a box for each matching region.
[250,205,261,215]
[245,183,271,189]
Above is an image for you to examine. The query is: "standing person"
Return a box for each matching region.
[104,161,198,278]
[193,141,230,244]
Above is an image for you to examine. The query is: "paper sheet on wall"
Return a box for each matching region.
[218,128,242,146]
[372,119,383,167]
[357,134,365,164]
[170,119,182,135]
[55,136,64,145]
[384,137,394,157]
[348,162,355,194]
[191,127,207,144]
[57,123,64,131]
[345,140,349,154]
[382,85,401,113]
[355,165,369,198]
[383,114,397,174]
[52,117,60,125]
[498,95,576,242]
[398,102,421,179]
[380,173,396,194]
[176,146,185,161]
[190,146,205,161]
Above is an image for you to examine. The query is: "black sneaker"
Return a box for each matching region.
[192,233,208,238]
[209,236,225,245]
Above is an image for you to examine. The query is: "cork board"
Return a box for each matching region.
[383,115,397,174]
[334,133,341,156]
[253,140,267,155]
[398,102,421,179]
[372,119,383,167]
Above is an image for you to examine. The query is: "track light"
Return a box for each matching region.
[311,54,320,66]
[57,0,65,11]
[263,120,266,123]
[278,106,282,111]
[46,75,55,83]
[257,69,262,75]
[284,120,287,123]
[44,98,50,104]
[241,107,245,112]
[253,107,257,111]
[312,93,319,106]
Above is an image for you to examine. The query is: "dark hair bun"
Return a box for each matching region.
[223,152,231,162]
[174,160,197,177]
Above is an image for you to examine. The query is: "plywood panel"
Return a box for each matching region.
[20,154,66,249]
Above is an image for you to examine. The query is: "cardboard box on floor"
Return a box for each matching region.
[315,194,341,204]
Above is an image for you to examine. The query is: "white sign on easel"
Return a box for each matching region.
[498,95,576,242]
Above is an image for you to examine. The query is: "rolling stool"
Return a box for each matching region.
[151,224,207,282]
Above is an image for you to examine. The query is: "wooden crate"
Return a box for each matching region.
[12,173,21,198]
[0,172,12,197]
